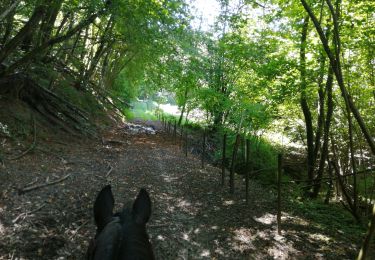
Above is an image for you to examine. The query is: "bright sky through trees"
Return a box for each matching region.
[189,0,220,31]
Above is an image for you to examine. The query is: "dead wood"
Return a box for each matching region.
[36,146,66,162]
[12,203,46,223]
[102,138,127,145]
[105,164,113,177]
[69,220,89,239]
[18,174,71,195]
[25,177,39,187]
[148,223,171,228]
[0,73,97,137]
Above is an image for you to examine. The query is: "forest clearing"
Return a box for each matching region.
[0,0,374,259]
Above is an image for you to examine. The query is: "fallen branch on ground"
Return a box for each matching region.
[36,147,66,162]
[69,220,89,239]
[25,177,39,187]
[12,203,46,223]
[18,174,71,195]
[105,164,113,178]
[102,138,127,145]
[148,223,170,228]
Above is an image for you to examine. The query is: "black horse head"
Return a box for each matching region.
[87,185,155,260]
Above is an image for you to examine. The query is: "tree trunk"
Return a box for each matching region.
[347,104,358,214]
[38,0,64,45]
[2,6,110,76]
[331,160,361,223]
[1,6,16,45]
[178,87,189,126]
[80,18,114,89]
[357,204,375,260]
[299,15,315,186]
[230,134,241,194]
[0,0,21,22]
[0,5,45,65]
[300,0,375,155]
[324,159,334,204]
[178,103,186,126]
[312,67,334,198]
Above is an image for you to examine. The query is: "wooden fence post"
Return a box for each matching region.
[221,133,227,186]
[174,120,177,143]
[246,139,250,204]
[184,130,188,157]
[201,129,206,169]
[277,153,283,235]
[230,134,241,194]
[179,126,183,149]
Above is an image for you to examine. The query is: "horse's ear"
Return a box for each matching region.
[132,189,151,225]
[94,185,114,232]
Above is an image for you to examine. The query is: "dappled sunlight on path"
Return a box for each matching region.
[0,122,361,259]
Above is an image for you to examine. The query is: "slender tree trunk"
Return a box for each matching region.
[312,68,334,198]
[331,160,361,222]
[54,11,70,37]
[2,6,110,76]
[330,135,361,222]
[324,158,334,204]
[347,106,358,214]
[230,134,241,194]
[299,15,315,186]
[358,204,375,260]
[178,87,189,126]
[300,0,375,155]
[229,113,244,194]
[80,18,114,89]
[38,0,64,45]
[0,0,21,22]
[1,7,16,45]
[0,5,45,65]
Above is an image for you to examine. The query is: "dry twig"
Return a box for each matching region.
[105,164,113,178]
[69,220,89,239]
[18,174,71,194]
[12,203,46,223]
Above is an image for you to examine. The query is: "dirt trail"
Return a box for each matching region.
[0,121,359,259]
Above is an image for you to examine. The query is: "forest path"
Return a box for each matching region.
[0,121,359,259]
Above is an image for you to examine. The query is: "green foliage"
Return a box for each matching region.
[113,70,139,102]
[123,108,157,121]
[286,189,366,237]
[124,101,158,120]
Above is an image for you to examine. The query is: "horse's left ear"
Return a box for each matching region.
[94,185,114,232]
[132,188,152,225]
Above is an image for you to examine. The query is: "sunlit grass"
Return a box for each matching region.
[124,108,157,121]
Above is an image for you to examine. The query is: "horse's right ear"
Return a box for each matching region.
[132,188,152,225]
[94,185,114,232]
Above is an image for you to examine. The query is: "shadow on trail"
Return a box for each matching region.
[0,122,363,259]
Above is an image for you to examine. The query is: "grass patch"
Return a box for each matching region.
[124,108,157,121]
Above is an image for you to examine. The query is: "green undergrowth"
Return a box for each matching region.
[286,186,366,238]
[124,108,157,121]
[124,101,158,120]
[158,111,368,244]
[214,130,279,184]
[281,182,367,243]
[30,66,108,119]
[159,111,279,183]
